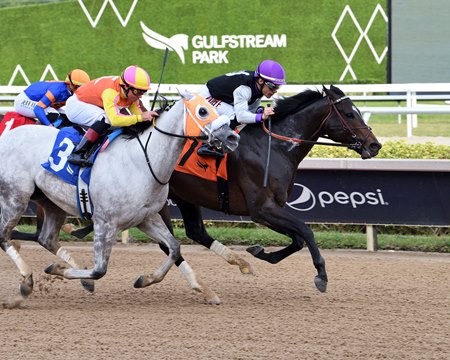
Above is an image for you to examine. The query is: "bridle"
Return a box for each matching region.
[135,99,217,185]
[262,95,373,150]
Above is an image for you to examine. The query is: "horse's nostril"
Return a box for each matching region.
[369,142,382,154]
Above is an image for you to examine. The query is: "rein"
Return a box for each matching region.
[136,101,210,186]
[262,95,365,149]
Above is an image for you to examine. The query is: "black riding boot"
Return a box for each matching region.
[197,144,224,158]
[67,120,110,167]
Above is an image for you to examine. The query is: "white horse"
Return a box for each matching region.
[0,90,239,303]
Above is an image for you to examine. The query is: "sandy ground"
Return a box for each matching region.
[0,242,449,360]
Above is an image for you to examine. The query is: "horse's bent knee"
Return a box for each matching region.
[172,247,181,261]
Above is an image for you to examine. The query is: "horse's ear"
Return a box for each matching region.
[322,85,329,96]
[177,88,194,100]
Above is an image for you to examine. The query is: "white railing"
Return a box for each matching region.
[2,83,450,137]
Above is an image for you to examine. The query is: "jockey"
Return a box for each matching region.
[65,65,159,167]
[14,69,90,127]
[197,59,286,158]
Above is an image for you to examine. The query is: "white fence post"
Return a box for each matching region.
[366,225,378,252]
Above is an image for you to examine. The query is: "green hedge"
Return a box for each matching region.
[308,141,450,159]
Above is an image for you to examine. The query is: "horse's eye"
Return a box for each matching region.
[346,112,354,118]
[197,106,209,119]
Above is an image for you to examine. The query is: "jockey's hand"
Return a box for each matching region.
[262,106,275,120]
[141,110,159,121]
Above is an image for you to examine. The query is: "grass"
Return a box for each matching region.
[16,223,450,253]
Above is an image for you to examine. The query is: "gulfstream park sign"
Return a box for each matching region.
[77,1,287,64]
[140,22,287,65]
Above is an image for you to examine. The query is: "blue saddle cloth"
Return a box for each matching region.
[42,127,122,186]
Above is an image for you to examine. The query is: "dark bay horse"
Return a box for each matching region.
[161,85,381,293]
[11,85,381,295]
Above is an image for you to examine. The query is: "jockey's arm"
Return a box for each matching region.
[232,86,262,124]
[101,89,143,127]
[33,90,55,126]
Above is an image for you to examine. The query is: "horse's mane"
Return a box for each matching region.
[272,88,324,121]
[121,96,173,139]
[121,121,152,139]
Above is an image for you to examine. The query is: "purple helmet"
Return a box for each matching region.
[254,60,286,85]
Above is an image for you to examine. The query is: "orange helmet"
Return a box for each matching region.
[65,69,90,86]
[120,65,151,90]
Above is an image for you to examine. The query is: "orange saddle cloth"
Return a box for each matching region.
[175,140,228,182]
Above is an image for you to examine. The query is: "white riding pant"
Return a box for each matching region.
[66,94,110,127]
[14,91,61,119]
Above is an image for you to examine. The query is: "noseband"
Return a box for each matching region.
[262,95,373,149]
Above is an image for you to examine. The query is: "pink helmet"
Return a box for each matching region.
[120,65,151,90]
[254,60,286,85]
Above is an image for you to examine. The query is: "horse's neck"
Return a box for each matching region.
[143,101,186,180]
[271,101,330,166]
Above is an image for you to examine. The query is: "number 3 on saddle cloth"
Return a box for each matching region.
[0,112,36,136]
[41,127,123,219]
[176,139,231,213]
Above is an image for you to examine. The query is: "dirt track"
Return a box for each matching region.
[1,242,449,360]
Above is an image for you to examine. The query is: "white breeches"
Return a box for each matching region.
[66,95,110,126]
[14,92,60,119]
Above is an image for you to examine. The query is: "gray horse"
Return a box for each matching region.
[0,90,239,304]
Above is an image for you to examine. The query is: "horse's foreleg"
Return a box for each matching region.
[158,243,221,304]
[134,214,180,288]
[172,199,254,275]
[248,204,327,292]
[247,234,304,264]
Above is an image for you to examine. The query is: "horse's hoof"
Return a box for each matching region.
[44,263,65,276]
[134,275,153,288]
[71,228,89,239]
[206,294,221,305]
[246,245,264,256]
[61,223,75,234]
[20,274,33,297]
[196,280,221,305]
[80,279,95,293]
[314,276,327,293]
[240,266,254,275]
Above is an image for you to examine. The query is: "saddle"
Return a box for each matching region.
[41,126,123,219]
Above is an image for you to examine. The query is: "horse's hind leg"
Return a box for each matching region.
[169,197,254,275]
[10,205,44,241]
[35,201,95,292]
[0,196,34,296]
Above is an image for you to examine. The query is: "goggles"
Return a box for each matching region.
[265,81,280,91]
[130,87,147,96]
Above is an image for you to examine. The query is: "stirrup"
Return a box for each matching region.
[197,145,224,158]
[67,154,93,167]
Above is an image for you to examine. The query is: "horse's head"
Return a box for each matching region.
[321,85,381,159]
[179,89,240,153]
